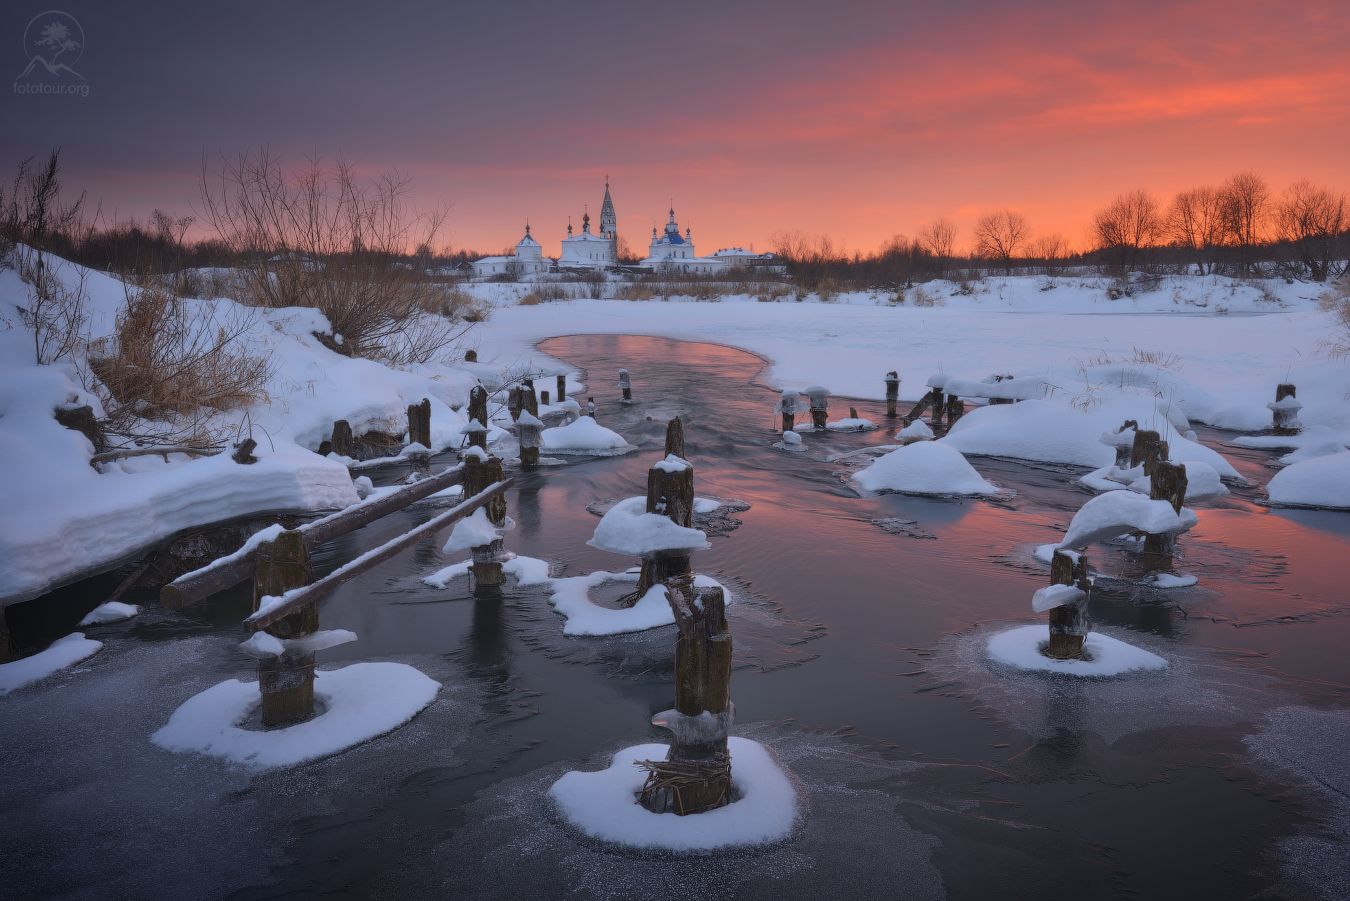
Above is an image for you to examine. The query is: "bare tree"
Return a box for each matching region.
[1274,180,1348,282]
[974,210,1028,274]
[1029,233,1069,275]
[1093,189,1161,274]
[199,148,472,364]
[770,230,844,290]
[918,218,957,277]
[1166,186,1226,275]
[1219,171,1271,276]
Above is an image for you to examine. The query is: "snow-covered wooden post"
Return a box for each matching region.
[777,389,798,432]
[1270,384,1302,436]
[517,412,543,470]
[540,389,550,407]
[464,349,477,363]
[331,420,354,458]
[467,385,489,451]
[521,380,539,419]
[464,451,508,587]
[252,530,317,726]
[806,386,829,431]
[885,371,900,418]
[556,373,567,403]
[928,387,946,430]
[634,419,696,598]
[1042,549,1091,660]
[506,387,523,422]
[618,368,633,403]
[1143,460,1188,568]
[407,397,431,449]
[586,397,596,419]
[638,579,733,816]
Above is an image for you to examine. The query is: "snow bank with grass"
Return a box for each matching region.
[852,441,1000,497]
[549,737,797,851]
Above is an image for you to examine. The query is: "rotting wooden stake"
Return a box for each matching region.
[1271,384,1302,435]
[806,386,829,430]
[638,580,733,816]
[540,389,550,407]
[407,397,432,448]
[1130,429,1165,473]
[464,349,478,363]
[618,369,633,402]
[521,380,539,419]
[928,387,946,430]
[633,419,695,598]
[945,394,964,426]
[467,385,489,451]
[1046,549,1091,660]
[885,371,899,418]
[1143,459,1188,569]
[331,420,354,458]
[464,453,508,587]
[778,389,797,432]
[253,530,317,727]
[556,373,567,403]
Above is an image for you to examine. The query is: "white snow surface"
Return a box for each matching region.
[897,420,935,441]
[853,441,1001,497]
[547,571,731,637]
[826,417,875,432]
[78,601,140,625]
[549,737,797,851]
[1059,490,1198,549]
[0,632,103,695]
[1126,460,1227,500]
[1266,451,1350,510]
[987,625,1168,676]
[539,416,630,454]
[588,497,709,556]
[150,662,439,769]
[442,508,502,554]
[1031,584,1085,613]
[423,554,551,588]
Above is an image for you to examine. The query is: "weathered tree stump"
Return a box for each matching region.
[945,394,964,426]
[467,385,489,451]
[638,580,733,816]
[406,397,432,448]
[806,386,829,430]
[885,371,900,418]
[55,403,106,453]
[633,419,695,599]
[464,453,508,586]
[540,389,550,407]
[1113,420,1139,467]
[618,369,633,402]
[464,349,478,363]
[331,420,354,458]
[1046,549,1091,660]
[517,412,542,470]
[521,380,539,419]
[556,373,567,403]
[506,387,523,422]
[253,530,317,727]
[1130,429,1166,472]
[1271,384,1302,435]
[1143,460,1189,568]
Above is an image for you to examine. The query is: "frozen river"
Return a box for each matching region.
[4,334,1348,900]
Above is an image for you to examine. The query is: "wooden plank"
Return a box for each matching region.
[245,478,512,631]
[160,463,466,609]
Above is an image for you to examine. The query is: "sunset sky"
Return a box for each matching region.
[3,0,1347,257]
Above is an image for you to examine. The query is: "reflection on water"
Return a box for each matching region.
[4,333,1349,900]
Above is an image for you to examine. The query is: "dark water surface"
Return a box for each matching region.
[3,334,1349,900]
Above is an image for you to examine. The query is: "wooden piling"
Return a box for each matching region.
[1046,549,1091,660]
[331,420,354,458]
[638,580,732,816]
[885,371,899,418]
[1130,429,1166,472]
[517,412,542,470]
[231,438,258,464]
[586,397,596,418]
[806,386,829,430]
[407,398,432,448]
[618,368,633,403]
[464,349,478,363]
[634,419,695,598]
[556,373,567,403]
[1143,460,1189,568]
[253,530,317,727]
[521,381,539,419]
[506,387,523,422]
[1114,420,1138,468]
[928,387,946,429]
[540,389,550,407]
[464,453,507,586]
[468,385,489,450]
[1272,384,1301,435]
[778,389,797,432]
[945,395,964,426]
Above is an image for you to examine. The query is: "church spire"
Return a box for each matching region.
[600,176,617,241]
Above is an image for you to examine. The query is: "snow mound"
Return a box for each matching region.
[1059,490,1197,549]
[549,737,797,851]
[588,497,709,556]
[1266,451,1350,510]
[897,420,934,441]
[1125,460,1227,500]
[826,417,875,432]
[693,497,722,514]
[150,662,439,769]
[986,625,1167,677]
[1148,573,1198,588]
[853,441,1001,497]
[78,601,140,625]
[541,417,630,454]
[0,632,103,695]
[442,508,502,554]
[548,571,731,637]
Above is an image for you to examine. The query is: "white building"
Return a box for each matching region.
[639,206,782,273]
[472,223,551,278]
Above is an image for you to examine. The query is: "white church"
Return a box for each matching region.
[472,180,780,278]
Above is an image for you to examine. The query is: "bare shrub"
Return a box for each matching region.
[199,149,471,362]
[88,283,272,446]
[612,284,656,301]
[918,218,958,277]
[1319,279,1350,357]
[1166,186,1226,275]
[1093,190,1161,275]
[1219,172,1271,276]
[518,292,543,306]
[1274,180,1348,282]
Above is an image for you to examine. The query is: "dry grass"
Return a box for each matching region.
[1320,279,1350,357]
